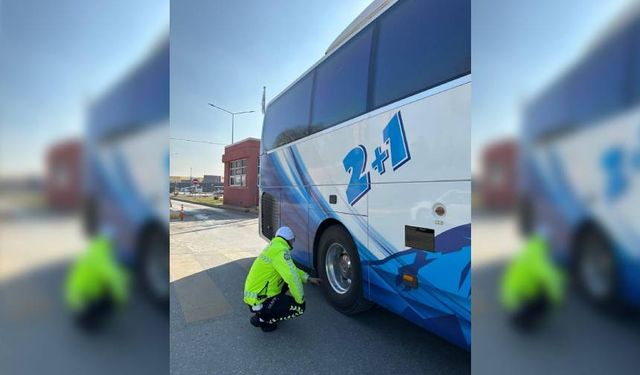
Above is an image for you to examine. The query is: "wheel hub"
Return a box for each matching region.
[580,242,613,300]
[325,243,353,295]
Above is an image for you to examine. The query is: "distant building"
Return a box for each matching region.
[170,176,190,192]
[46,139,83,210]
[202,175,222,185]
[480,138,518,210]
[221,138,260,208]
[170,175,222,193]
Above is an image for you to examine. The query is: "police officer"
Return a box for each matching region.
[501,226,564,330]
[244,226,321,331]
[65,226,129,331]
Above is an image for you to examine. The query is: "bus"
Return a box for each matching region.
[259,0,471,349]
[83,38,169,305]
[520,5,640,307]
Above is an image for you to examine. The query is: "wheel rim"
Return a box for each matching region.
[580,240,613,300]
[325,243,353,295]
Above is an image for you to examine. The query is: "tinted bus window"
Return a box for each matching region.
[570,34,629,126]
[372,0,470,108]
[310,27,373,134]
[263,72,314,151]
[632,19,640,104]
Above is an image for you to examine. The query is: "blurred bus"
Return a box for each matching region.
[259,0,471,349]
[519,6,640,307]
[83,38,169,305]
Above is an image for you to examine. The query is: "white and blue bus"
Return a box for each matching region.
[84,38,169,305]
[519,5,640,308]
[259,0,471,349]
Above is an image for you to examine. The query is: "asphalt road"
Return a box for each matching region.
[0,211,168,375]
[472,211,640,375]
[170,200,470,375]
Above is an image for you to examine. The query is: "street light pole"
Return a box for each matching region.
[208,103,255,144]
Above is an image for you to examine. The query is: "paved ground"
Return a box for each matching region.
[472,211,640,375]
[0,202,168,375]
[170,200,470,375]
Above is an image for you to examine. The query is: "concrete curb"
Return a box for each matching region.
[170,197,258,215]
[220,205,259,215]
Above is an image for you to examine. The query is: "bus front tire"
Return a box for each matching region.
[138,227,169,308]
[317,225,373,315]
[574,227,619,308]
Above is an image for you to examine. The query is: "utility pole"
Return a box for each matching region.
[208,103,255,144]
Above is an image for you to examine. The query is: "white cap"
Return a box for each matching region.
[275,226,295,241]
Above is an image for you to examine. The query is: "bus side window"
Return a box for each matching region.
[263,73,314,151]
[372,0,470,109]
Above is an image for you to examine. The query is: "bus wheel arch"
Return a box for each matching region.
[136,220,169,307]
[312,218,343,272]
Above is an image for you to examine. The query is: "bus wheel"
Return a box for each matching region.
[138,227,169,307]
[575,228,618,307]
[317,225,373,315]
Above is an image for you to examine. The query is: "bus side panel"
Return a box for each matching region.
[280,186,310,266]
[367,181,471,349]
[288,82,470,348]
[523,146,582,263]
[88,122,168,263]
[539,107,640,303]
[300,83,470,186]
[308,185,370,285]
[258,149,283,188]
[262,146,370,270]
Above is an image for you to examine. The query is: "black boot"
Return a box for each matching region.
[249,315,261,327]
[260,322,278,332]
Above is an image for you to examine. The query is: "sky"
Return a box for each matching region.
[472,0,633,173]
[173,0,633,178]
[170,0,372,178]
[1,0,630,179]
[0,0,169,177]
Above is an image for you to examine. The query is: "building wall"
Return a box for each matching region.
[46,139,83,210]
[221,138,260,208]
[480,139,518,210]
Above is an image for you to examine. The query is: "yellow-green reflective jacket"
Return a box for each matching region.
[64,235,129,312]
[244,237,309,306]
[501,234,565,311]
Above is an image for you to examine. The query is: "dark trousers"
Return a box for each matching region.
[511,295,550,331]
[74,296,114,332]
[251,286,306,325]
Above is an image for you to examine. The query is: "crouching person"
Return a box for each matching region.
[243,227,321,332]
[65,228,129,331]
[501,228,564,330]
